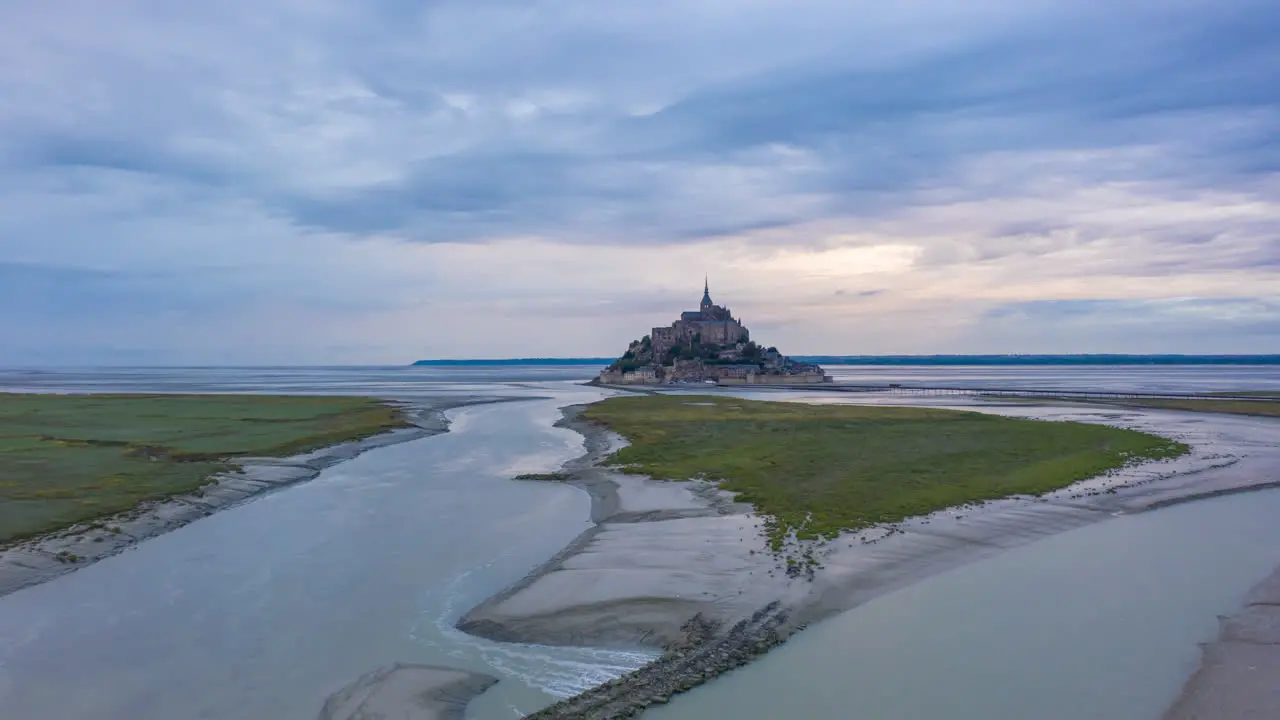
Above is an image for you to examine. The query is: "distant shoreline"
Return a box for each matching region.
[411,358,616,366]
[411,354,1280,367]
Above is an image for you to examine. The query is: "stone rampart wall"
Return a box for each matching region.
[717,373,829,385]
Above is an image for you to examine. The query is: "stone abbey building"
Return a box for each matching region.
[649,279,750,361]
[598,280,829,385]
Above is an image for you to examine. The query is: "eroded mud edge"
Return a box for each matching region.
[0,396,528,599]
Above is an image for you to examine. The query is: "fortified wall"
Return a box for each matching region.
[717,373,829,385]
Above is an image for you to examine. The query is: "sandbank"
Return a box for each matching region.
[455,396,1280,717]
[318,663,499,720]
[1164,564,1280,719]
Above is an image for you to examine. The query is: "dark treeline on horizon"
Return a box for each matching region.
[412,355,1280,367]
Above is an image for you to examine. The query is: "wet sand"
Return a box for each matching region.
[5,383,1272,718]
[452,397,1280,717]
[0,392,619,720]
[457,406,784,651]
[0,396,519,600]
[319,664,499,720]
[1164,564,1280,719]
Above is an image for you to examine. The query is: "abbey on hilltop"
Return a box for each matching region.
[597,279,829,385]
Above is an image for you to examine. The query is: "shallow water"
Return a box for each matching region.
[3,363,1276,396]
[0,365,1277,719]
[822,364,1280,393]
[651,478,1280,720]
[0,364,600,394]
[0,378,655,720]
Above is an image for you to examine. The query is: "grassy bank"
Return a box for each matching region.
[0,393,408,544]
[1111,397,1280,417]
[582,395,1187,547]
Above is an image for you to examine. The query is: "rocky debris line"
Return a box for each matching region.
[513,472,573,482]
[526,602,794,720]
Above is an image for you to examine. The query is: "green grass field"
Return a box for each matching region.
[583,395,1187,547]
[1089,397,1280,418]
[989,393,1280,418]
[0,393,408,544]
[1122,398,1280,417]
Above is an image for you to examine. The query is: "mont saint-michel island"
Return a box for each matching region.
[597,280,829,385]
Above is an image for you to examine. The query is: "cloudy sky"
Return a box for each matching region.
[2,0,1277,364]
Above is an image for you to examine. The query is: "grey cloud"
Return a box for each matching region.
[985,297,1280,322]
[0,262,260,318]
[23,135,240,187]
[963,297,1280,353]
[284,151,594,235]
[1,0,1278,362]
[266,1,1280,241]
[8,0,1278,245]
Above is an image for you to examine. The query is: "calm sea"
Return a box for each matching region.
[2,362,1277,395]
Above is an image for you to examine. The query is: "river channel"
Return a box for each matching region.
[0,370,655,720]
[0,365,1275,719]
[651,484,1280,720]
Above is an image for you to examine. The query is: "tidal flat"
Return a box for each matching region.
[582,394,1187,547]
[1087,396,1280,418]
[0,393,408,544]
[1,367,1276,719]
[466,392,1279,718]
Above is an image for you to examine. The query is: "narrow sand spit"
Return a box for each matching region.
[457,405,788,650]
[318,663,499,720]
[0,396,523,600]
[453,400,1280,718]
[1164,565,1280,720]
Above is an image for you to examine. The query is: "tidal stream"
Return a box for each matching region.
[0,365,1275,720]
[651,486,1280,720]
[0,375,655,720]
